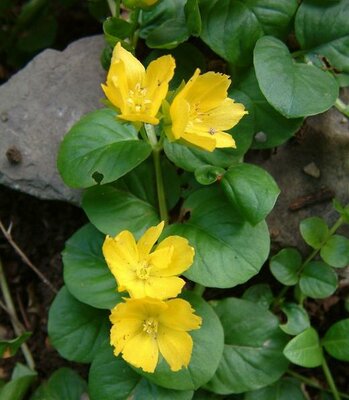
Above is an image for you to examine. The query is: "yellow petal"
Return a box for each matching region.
[201,97,247,131]
[181,131,216,152]
[122,331,159,372]
[103,60,128,110]
[110,318,143,355]
[123,278,148,299]
[146,55,176,116]
[145,276,185,299]
[113,230,139,265]
[155,236,195,276]
[137,221,165,259]
[170,98,190,140]
[111,42,145,89]
[146,246,173,273]
[157,327,193,372]
[214,131,236,148]
[186,72,231,111]
[158,298,202,331]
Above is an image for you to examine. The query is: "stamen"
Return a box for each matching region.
[209,128,216,135]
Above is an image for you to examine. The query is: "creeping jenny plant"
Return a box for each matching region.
[47,0,349,399]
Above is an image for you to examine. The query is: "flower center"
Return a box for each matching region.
[127,82,152,114]
[136,260,151,280]
[143,318,158,338]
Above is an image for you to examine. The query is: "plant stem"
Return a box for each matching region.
[130,8,140,49]
[144,124,168,223]
[0,257,35,370]
[322,357,342,400]
[193,283,205,297]
[287,370,349,399]
[335,98,349,118]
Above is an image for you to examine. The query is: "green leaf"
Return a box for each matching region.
[205,298,289,394]
[89,343,194,400]
[140,292,224,391]
[57,108,152,188]
[283,327,323,368]
[164,187,270,288]
[82,184,160,238]
[242,284,274,309]
[295,0,349,73]
[299,261,338,299]
[320,234,349,268]
[0,332,31,358]
[234,69,303,149]
[87,0,110,21]
[140,0,189,48]
[48,287,109,363]
[245,378,307,400]
[299,217,329,249]
[194,165,225,185]
[0,363,37,400]
[103,17,133,47]
[63,223,120,310]
[221,163,280,225]
[254,36,339,118]
[323,318,349,361]
[199,0,298,66]
[30,368,87,400]
[185,0,201,36]
[270,248,302,286]
[280,303,310,336]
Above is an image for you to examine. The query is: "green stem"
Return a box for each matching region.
[0,257,35,370]
[144,124,168,223]
[322,357,342,400]
[107,0,118,16]
[193,283,205,297]
[130,8,140,49]
[287,370,349,399]
[335,98,349,118]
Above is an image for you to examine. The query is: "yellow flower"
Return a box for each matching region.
[102,43,175,124]
[110,297,202,372]
[103,222,194,300]
[167,69,248,152]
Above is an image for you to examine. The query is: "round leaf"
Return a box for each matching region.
[30,368,87,400]
[221,163,280,225]
[82,184,160,238]
[299,261,338,299]
[205,298,289,394]
[89,344,193,400]
[280,303,310,336]
[245,378,307,400]
[57,108,152,188]
[320,235,349,268]
[140,292,224,391]
[164,187,270,288]
[48,287,110,363]
[299,217,329,249]
[254,36,339,118]
[242,283,274,309]
[283,327,323,368]
[234,69,303,149]
[295,0,349,73]
[63,224,120,310]
[270,248,302,286]
[323,319,349,361]
[199,0,298,66]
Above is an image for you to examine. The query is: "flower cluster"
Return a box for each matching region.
[103,222,202,373]
[102,43,247,152]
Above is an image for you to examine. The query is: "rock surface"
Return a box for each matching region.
[248,103,349,252]
[0,35,106,204]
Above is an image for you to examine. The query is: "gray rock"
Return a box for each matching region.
[248,100,349,252]
[0,35,106,204]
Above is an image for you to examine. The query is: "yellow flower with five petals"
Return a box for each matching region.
[110,296,202,372]
[102,43,175,124]
[166,69,248,152]
[103,221,194,300]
